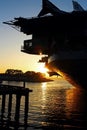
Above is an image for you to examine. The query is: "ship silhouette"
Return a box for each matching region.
[4,0,87,89]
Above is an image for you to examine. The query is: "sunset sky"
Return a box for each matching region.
[0,0,87,73]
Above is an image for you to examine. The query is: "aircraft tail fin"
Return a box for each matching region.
[38,0,64,16]
[72,1,84,11]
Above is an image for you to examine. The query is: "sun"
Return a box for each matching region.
[40,66,48,73]
[37,63,49,75]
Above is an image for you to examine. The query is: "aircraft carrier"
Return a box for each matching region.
[4,0,87,89]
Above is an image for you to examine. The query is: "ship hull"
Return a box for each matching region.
[47,53,87,89]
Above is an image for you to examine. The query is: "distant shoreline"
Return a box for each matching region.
[0,73,53,83]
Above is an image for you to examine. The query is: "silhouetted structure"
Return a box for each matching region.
[0,84,32,129]
[3,0,87,89]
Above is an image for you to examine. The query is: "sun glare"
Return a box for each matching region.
[37,64,49,75]
[41,66,48,73]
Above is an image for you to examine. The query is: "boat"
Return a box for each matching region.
[3,0,87,89]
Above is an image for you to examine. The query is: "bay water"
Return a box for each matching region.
[0,77,87,129]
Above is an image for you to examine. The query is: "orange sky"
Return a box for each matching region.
[0,25,47,73]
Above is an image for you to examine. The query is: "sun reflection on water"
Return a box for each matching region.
[41,82,47,101]
[41,82,47,113]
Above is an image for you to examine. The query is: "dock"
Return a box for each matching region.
[0,84,32,129]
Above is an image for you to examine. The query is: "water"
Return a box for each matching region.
[0,78,87,129]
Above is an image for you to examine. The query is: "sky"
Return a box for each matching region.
[0,0,87,73]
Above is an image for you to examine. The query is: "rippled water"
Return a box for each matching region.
[0,78,87,129]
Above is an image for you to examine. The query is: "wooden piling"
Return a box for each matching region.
[1,94,6,114]
[8,94,12,117]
